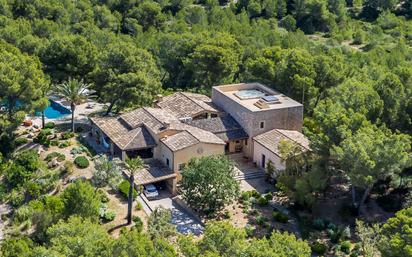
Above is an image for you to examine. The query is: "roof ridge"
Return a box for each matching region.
[142,107,165,125]
[182,128,202,144]
[123,127,142,149]
[179,92,205,110]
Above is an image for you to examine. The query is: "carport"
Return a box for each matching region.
[122,159,177,194]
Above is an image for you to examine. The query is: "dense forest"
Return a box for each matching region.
[0,0,411,256]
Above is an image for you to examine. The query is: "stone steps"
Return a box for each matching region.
[234,171,265,181]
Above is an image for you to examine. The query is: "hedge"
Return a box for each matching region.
[44,122,55,129]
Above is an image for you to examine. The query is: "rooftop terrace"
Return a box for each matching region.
[213,83,302,112]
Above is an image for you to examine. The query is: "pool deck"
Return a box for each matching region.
[28,100,107,128]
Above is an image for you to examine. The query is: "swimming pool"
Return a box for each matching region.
[235,89,266,100]
[36,100,71,119]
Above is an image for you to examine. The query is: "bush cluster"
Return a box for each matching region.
[45,152,66,162]
[58,141,70,148]
[61,132,75,140]
[34,129,52,146]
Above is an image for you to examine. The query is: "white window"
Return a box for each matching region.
[260,121,265,129]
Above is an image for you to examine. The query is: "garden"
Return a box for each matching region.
[1,122,149,239]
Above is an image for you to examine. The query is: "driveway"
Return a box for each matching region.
[138,190,204,236]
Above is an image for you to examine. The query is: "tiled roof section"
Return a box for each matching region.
[161,131,199,151]
[119,107,179,134]
[170,123,225,145]
[156,92,220,118]
[253,129,310,156]
[215,130,248,142]
[276,129,310,150]
[90,117,156,150]
[187,115,248,141]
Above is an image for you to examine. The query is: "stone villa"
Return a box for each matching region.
[90,83,309,193]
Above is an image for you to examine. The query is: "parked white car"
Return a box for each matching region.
[144,184,159,199]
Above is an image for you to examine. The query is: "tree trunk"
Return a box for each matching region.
[71,103,75,132]
[105,101,116,116]
[351,185,357,207]
[127,173,134,225]
[358,185,372,214]
[41,111,45,129]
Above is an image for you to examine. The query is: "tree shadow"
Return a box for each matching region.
[107,222,129,233]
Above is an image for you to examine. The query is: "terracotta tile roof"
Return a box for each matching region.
[91,105,225,152]
[253,129,310,156]
[161,131,199,151]
[156,92,220,118]
[187,115,248,142]
[169,123,225,145]
[90,117,156,150]
[119,107,179,134]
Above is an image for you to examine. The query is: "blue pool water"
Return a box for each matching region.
[36,100,71,119]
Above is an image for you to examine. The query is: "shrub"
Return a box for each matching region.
[313,218,328,230]
[97,189,109,203]
[264,193,272,201]
[272,211,289,223]
[133,216,143,232]
[26,182,42,199]
[50,140,59,146]
[44,122,55,129]
[340,241,352,254]
[9,189,24,207]
[61,132,75,140]
[311,241,327,255]
[45,152,66,162]
[245,224,255,238]
[58,141,70,148]
[251,190,260,198]
[327,225,348,244]
[34,129,52,146]
[103,210,116,222]
[74,156,89,169]
[118,180,137,200]
[14,205,33,224]
[240,191,251,202]
[255,215,268,226]
[135,201,143,211]
[60,161,74,175]
[257,196,269,206]
[15,137,28,146]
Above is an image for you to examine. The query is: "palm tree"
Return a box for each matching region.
[125,156,145,225]
[54,78,95,132]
